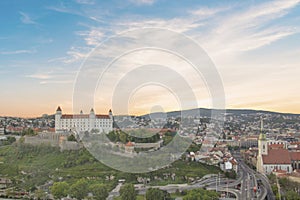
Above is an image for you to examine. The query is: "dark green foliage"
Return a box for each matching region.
[285,190,300,200]
[69,179,88,199]
[186,142,201,153]
[0,136,16,145]
[146,188,170,200]
[120,183,137,200]
[183,188,219,200]
[50,182,70,199]
[224,170,237,179]
[107,130,161,144]
[89,184,109,200]
[268,174,300,200]
[67,134,77,141]
[21,128,37,136]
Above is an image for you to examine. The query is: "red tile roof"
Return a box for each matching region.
[125,141,134,147]
[289,152,300,161]
[262,148,291,164]
[96,114,110,119]
[268,144,284,149]
[246,135,259,140]
[61,114,110,119]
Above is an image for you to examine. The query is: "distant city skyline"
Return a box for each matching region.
[1,0,300,117]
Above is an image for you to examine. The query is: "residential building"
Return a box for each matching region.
[0,127,4,135]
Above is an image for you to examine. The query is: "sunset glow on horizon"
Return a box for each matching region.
[1,0,300,118]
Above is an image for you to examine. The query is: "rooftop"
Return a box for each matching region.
[262,148,291,164]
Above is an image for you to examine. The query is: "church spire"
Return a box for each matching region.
[259,117,266,140]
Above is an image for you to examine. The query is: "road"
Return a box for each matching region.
[108,151,275,200]
[135,175,240,199]
[233,151,275,200]
[107,183,123,200]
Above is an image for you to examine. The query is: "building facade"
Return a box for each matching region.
[55,106,113,133]
[0,127,4,135]
[257,133,293,174]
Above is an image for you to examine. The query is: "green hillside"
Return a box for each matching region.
[0,142,221,192]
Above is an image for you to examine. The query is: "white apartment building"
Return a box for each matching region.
[55,106,113,133]
[0,127,4,135]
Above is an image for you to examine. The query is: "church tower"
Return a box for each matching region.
[257,118,267,173]
[258,119,268,155]
[89,108,95,130]
[55,106,62,132]
[109,109,113,120]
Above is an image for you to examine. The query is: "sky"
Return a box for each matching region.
[0,0,300,117]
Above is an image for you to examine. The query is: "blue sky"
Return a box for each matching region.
[0,0,300,117]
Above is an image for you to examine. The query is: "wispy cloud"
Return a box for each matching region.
[189,6,230,18]
[77,28,105,46]
[115,17,203,33]
[64,46,91,63]
[26,70,76,85]
[200,0,300,55]
[63,1,300,66]
[39,80,74,84]
[130,0,156,5]
[0,49,35,55]
[75,0,95,5]
[19,12,37,24]
[26,73,53,80]
[48,46,91,64]
[46,4,83,16]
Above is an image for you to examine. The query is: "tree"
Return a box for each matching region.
[107,131,117,142]
[120,183,136,200]
[21,128,36,136]
[69,179,88,200]
[119,132,128,144]
[146,188,167,200]
[225,170,237,179]
[285,190,300,200]
[35,189,47,200]
[183,188,218,200]
[7,136,16,144]
[67,134,77,141]
[89,184,108,200]
[50,182,70,199]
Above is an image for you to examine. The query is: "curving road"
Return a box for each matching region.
[108,151,275,200]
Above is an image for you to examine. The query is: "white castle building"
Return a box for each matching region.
[55,106,113,133]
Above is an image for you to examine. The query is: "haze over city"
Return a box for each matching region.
[1,0,300,117]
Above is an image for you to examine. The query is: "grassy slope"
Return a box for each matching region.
[0,143,221,190]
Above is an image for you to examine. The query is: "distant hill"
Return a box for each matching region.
[1,108,299,120]
[140,108,300,119]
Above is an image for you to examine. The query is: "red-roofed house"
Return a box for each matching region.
[125,141,135,153]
